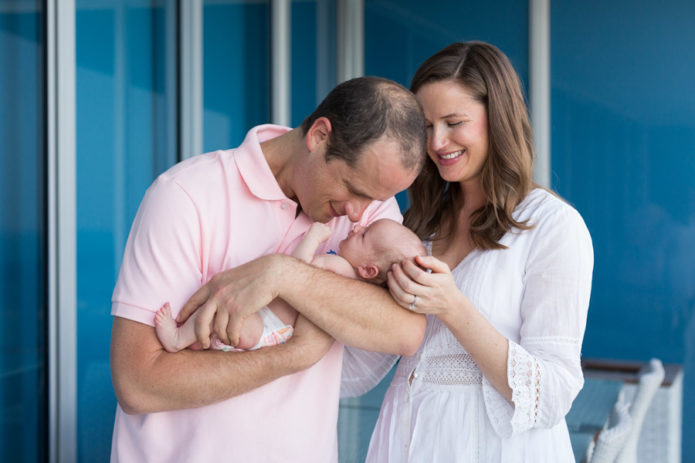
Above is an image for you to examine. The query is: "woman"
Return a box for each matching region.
[362,41,593,461]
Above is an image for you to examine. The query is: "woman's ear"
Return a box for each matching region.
[357,264,380,281]
[305,117,333,152]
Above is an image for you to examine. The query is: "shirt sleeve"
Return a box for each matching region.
[340,347,399,398]
[362,196,404,225]
[111,176,204,326]
[482,201,594,438]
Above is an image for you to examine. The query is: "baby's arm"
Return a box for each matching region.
[268,223,334,327]
[292,222,333,263]
[311,254,358,279]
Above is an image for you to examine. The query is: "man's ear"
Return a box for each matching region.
[357,264,380,281]
[305,117,332,152]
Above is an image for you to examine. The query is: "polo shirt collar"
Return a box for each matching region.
[235,124,294,201]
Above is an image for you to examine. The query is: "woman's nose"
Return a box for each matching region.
[430,126,447,152]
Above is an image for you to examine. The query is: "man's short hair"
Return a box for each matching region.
[301,76,426,170]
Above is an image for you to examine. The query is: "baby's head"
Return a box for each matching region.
[338,218,427,284]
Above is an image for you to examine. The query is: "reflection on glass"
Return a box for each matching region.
[76,1,177,460]
[0,1,47,461]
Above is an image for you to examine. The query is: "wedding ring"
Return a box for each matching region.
[409,294,418,310]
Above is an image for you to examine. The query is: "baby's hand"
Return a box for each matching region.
[307,222,332,243]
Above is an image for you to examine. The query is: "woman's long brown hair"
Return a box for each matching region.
[404,41,535,250]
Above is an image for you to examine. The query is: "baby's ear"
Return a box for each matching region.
[357,264,380,280]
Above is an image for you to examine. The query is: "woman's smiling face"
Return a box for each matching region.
[416,80,489,186]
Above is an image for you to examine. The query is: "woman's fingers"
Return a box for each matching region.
[415,255,450,274]
[389,261,423,297]
[386,269,412,307]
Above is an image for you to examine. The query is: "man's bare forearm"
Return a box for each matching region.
[111,317,327,414]
[273,255,425,355]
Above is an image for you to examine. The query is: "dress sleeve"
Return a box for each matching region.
[482,201,594,438]
[340,347,398,398]
[111,176,204,326]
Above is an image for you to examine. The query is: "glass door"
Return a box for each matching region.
[75,1,178,460]
[0,1,48,461]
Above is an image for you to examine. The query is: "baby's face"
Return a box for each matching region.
[338,223,377,267]
[338,219,405,268]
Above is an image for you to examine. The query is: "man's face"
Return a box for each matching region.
[296,135,417,223]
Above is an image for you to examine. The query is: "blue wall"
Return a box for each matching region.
[552,1,695,459]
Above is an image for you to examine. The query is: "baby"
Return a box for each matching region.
[155,218,426,353]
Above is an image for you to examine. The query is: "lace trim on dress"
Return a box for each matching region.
[397,352,482,385]
[508,341,541,433]
[421,353,483,385]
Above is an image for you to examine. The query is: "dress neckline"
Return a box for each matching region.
[425,241,479,274]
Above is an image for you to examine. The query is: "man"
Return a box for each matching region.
[110,76,426,462]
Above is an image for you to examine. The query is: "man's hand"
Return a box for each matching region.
[176,254,287,348]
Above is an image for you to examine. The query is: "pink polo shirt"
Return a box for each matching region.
[110,125,402,462]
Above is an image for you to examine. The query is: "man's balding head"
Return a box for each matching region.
[301,76,426,172]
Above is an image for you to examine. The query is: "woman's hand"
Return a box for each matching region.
[387,255,468,318]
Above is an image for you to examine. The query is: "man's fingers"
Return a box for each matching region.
[194,301,217,349]
[177,285,211,323]
[214,311,231,345]
[227,317,243,348]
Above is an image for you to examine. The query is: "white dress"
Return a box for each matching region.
[341,188,594,463]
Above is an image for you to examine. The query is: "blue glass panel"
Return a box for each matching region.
[203,0,270,151]
[365,0,528,92]
[292,0,318,126]
[552,1,695,459]
[76,1,177,461]
[291,0,337,128]
[0,2,47,461]
[364,0,528,212]
[291,0,336,127]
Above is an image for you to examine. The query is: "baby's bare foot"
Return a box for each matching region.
[154,303,181,353]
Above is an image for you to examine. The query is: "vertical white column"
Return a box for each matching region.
[179,0,203,159]
[337,0,364,82]
[46,1,77,462]
[530,0,551,187]
[271,0,291,126]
